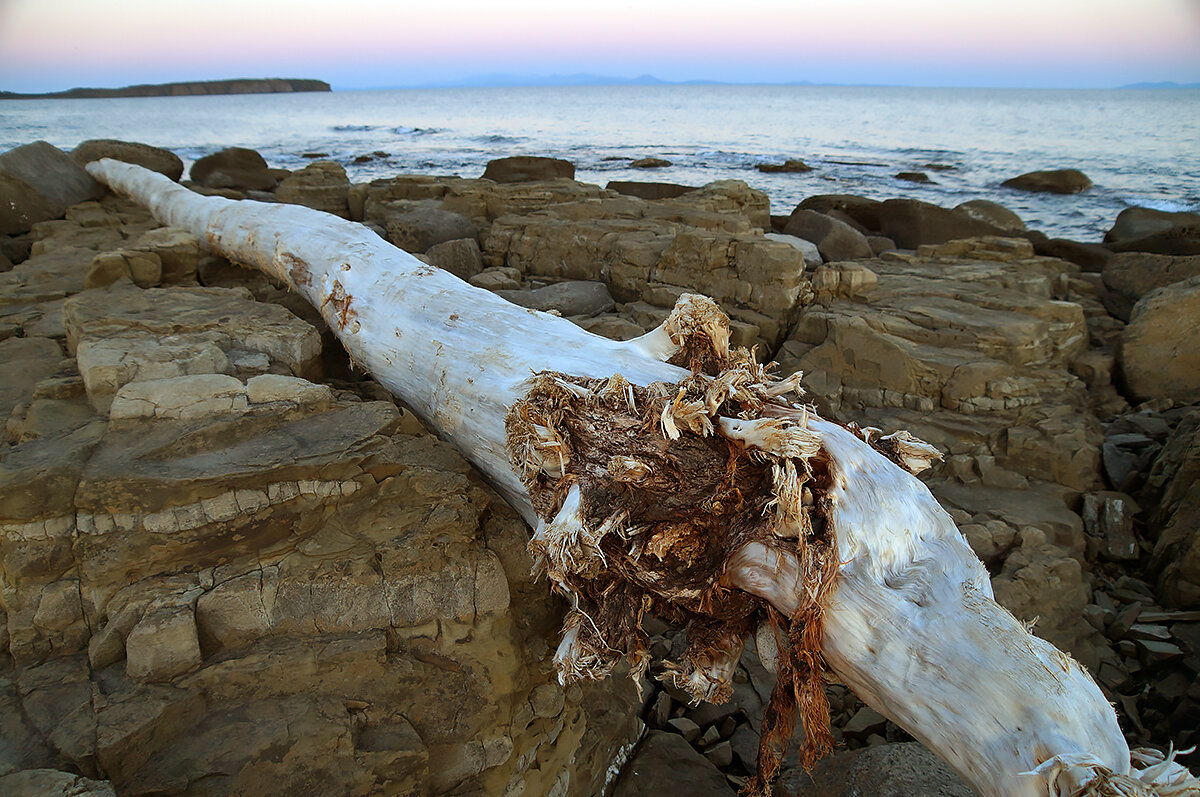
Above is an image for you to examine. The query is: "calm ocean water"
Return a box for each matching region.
[2,85,1199,241]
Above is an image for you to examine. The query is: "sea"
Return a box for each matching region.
[3,84,1199,241]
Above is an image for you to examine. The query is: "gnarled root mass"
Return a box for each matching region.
[504,301,926,794]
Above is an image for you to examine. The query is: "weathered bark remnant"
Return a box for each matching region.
[84,159,1200,797]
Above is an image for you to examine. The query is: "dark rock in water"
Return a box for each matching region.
[1102,252,1200,317]
[301,152,329,158]
[1002,168,1093,194]
[189,147,277,191]
[756,159,813,173]
[613,731,732,796]
[1025,230,1112,272]
[955,199,1025,233]
[70,140,183,182]
[782,209,873,261]
[1107,225,1200,256]
[895,171,933,183]
[607,181,697,200]
[0,141,104,235]
[631,157,672,169]
[482,155,575,182]
[1106,206,1200,243]
[865,198,1005,248]
[494,280,615,317]
[383,206,477,253]
[784,742,972,796]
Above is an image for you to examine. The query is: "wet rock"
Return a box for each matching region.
[482,156,575,183]
[956,199,1025,233]
[756,159,813,173]
[189,147,277,191]
[782,210,873,261]
[1120,275,1200,404]
[0,141,105,235]
[1002,168,1092,194]
[895,171,933,183]
[70,140,183,181]
[631,157,671,169]
[275,161,350,218]
[613,731,732,796]
[1106,206,1200,244]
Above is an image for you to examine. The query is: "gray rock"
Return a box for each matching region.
[613,731,733,796]
[384,206,476,253]
[494,280,614,317]
[189,147,276,191]
[705,740,733,768]
[785,742,972,797]
[70,140,183,181]
[1002,169,1092,194]
[0,141,105,235]
[425,237,484,281]
[667,716,702,742]
[782,210,872,262]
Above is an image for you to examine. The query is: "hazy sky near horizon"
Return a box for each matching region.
[2,0,1199,91]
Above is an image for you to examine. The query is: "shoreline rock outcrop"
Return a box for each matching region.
[3,141,1199,794]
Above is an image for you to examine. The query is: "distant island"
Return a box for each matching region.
[0,78,331,100]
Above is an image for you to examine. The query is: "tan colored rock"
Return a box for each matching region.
[84,249,162,289]
[1120,275,1200,404]
[125,606,202,681]
[245,373,333,405]
[275,161,350,218]
[109,374,248,420]
[130,227,201,283]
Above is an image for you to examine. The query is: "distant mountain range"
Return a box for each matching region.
[1119,81,1200,90]
[0,78,331,100]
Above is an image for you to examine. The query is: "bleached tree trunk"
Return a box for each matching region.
[86,159,1198,797]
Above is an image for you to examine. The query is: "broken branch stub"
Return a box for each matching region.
[86,159,1199,797]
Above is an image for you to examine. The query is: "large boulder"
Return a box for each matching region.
[865,199,1005,249]
[70,140,183,182]
[955,199,1025,233]
[494,280,615,317]
[1024,230,1112,272]
[1106,225,1200,256]
[481,156,574,183]
[607,181,696,200]
[189,147,277,191]
[786,742,971,796]
[1103,252,1200,318]
[1105,206,1200,243]
[782,209,872,261]
[275,161,350,218]
[1002,168,1092,194]
[0,142,104,235]
[384,206,477,253]
[1119,275,1200,404]
[612,732,730,797]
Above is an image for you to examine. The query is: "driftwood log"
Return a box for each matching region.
[86,159,1199,797]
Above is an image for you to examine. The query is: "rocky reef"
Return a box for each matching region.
[1,142,1198,795]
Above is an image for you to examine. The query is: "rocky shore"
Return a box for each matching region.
[1,140,1198,796]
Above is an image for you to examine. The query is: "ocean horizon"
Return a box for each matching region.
[3,83,1198,241]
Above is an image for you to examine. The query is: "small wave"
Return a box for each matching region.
[393,126,444,136]
[330,124,378,132]
[471,134,528,144]
[1117,196,1199,213]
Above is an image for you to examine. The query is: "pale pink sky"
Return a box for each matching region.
[2,0,1199,91]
